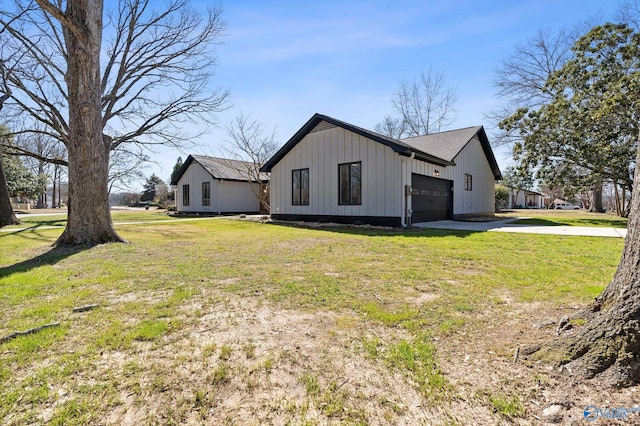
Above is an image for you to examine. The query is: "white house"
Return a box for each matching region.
[260,113,502,226]
[506,187,545,209]
[171,155,266,214]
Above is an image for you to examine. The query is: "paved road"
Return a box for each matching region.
[414,218,627,238]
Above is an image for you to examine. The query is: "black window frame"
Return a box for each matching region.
[202,181,211,206]
[464,173,473,191]
[338,161,362,206]
[292,168,310,206]
[182,184,190,206]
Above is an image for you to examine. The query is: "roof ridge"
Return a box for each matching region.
[400,125,482,140]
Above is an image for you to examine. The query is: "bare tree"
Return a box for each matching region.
[488,26,581,148]
[0,0,229,244]
[389,67,458,137]
[619,0,640,30]
[0,59,20,226]
[108,146,148,194]
[223,113,278,213]
[374,115,406,139]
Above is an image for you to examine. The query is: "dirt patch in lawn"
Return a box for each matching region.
[22,291,635,425]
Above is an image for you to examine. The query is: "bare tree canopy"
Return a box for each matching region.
[376,67,457,139]
[373,115,406,140]
[488,25,585,148]
[223,113,278,213]
[0,0,229,244]
[1,0,229,154]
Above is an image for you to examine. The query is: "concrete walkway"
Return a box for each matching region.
[414,218,627,238]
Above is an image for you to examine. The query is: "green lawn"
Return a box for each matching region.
[0,214,626,424]
[498,209,629,228]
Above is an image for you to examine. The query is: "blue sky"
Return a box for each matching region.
[140,0,623,187]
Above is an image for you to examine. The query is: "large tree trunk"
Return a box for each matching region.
[0,146,20,227]
[526,141,640,387]
[589,182,605,213]
[54,0,123,245]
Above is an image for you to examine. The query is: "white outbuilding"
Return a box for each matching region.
[171,155,267,214]
[260,113,502,226]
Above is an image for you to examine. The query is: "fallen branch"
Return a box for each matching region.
[373,293,386,304]
[336,378,350,390]
[72,304,99,313]
[513,346,520,364]
[0,322,61,344]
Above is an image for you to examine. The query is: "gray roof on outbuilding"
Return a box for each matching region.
[170,155,268,186]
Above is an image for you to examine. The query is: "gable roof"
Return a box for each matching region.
[171,155,268,185]
[260,113,502,180]
[504,185,543,196]
[401,126,502,179]
[260,113,455,172]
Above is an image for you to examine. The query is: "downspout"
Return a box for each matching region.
[218,179,223,215]
[402,152,415,228]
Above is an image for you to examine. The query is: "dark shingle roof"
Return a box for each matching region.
[170,155,268,185]
[401,126,483,162]
[260,113,502,180]
[401,126,502,179]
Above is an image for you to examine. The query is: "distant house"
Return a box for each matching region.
[260,113,502,226]
[506,186,545,209]
[171,155,268,214]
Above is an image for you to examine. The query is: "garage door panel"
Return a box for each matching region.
[411,173,452,222]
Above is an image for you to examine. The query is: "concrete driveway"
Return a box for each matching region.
[413,218,627,238]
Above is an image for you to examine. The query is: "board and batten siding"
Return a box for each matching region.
[449,135,496,216]
[269,126,403,218]
[176,162,261,213]
[405,135,496,217]
[216,180,262,213]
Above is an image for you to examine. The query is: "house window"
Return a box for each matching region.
[339,162,361,205]
[292,168,309,205]
[202,181,210,206]
[464,174,473,191]
[182,184,190,206]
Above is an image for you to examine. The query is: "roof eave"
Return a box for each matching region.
[399,150,454,167]
[260,113,453,171]
[170,154,196,186]
[474,127,502,180]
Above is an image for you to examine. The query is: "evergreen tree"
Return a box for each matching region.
[140,174,164,203]
[170,157,183,186]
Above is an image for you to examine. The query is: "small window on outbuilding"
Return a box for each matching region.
[464,174,473,191]
[202,181,210,206]
[182,184,190,206]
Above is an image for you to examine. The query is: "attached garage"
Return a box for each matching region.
[260,113,502,227]
[411,173,453,222]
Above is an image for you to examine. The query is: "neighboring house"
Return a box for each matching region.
[171,155,267,214]
[507,186,545,209]
[260,113,502,226]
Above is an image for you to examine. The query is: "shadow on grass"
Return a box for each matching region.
[0,222,65,237]
[267,221,477,238]
[0,215,67,238]
[510,218,564,227]
[512,217,628,228]
[571,218,628,228]
[0,245,86,278]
